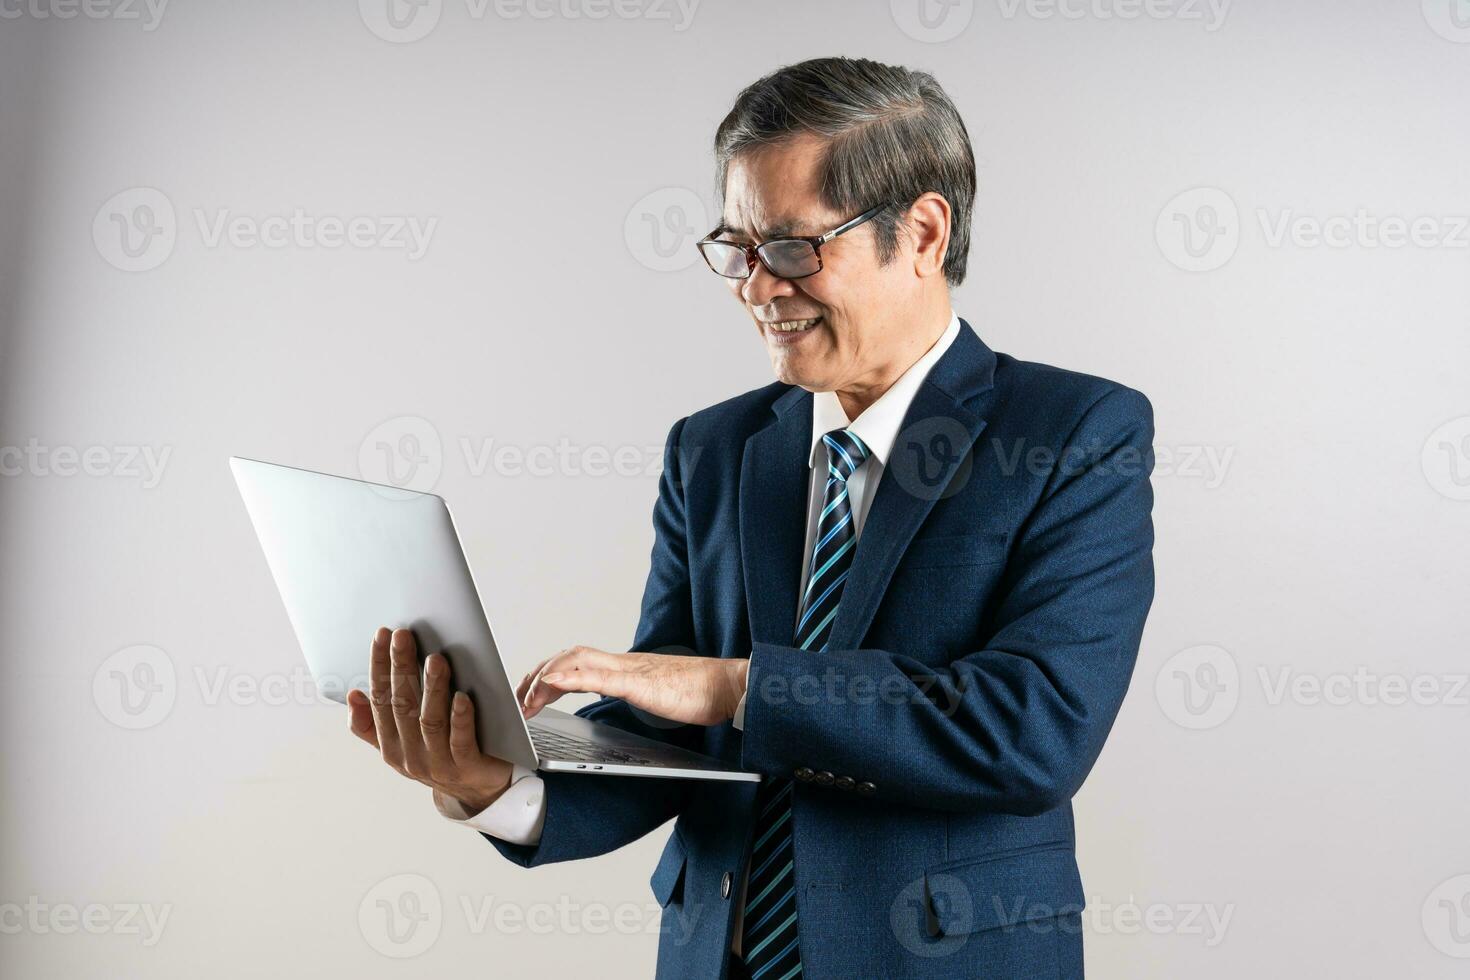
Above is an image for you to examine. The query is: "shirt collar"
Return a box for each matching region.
[809,311,962,469]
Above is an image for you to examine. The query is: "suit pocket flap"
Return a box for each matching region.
[649,829,687,907]
[924,843,1084,936]
[901,531,1010,569]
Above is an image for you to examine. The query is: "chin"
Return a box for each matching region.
[772,365,829,392]
[767,352,811,388]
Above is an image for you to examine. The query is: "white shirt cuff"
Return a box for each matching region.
[434,764,546,845]
[732,691,747,731]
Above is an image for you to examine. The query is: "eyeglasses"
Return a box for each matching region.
[696,204,887,280]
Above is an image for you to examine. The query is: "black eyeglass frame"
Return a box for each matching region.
[695,203,889,280]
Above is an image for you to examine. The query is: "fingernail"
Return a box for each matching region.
[541,672,563,684]
[453,692,467,713]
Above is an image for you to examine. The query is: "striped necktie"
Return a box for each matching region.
[741,427,871,980]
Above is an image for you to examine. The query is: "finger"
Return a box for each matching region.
[540,669,618,696]
[347,688,379,748]
[390,628,430,779]
[522,650,579,711]
[515,655,559,707]
[448,691,482,768]
[526,667,618,717]
[523,652,574,715]
[524,647,621,712]
[420,653,454,774]
[368,627,402,762]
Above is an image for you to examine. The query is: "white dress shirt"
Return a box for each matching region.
[436,312,962,850]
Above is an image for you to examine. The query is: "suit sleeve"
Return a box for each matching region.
[488,417,701,868]
[740,387,1155,816]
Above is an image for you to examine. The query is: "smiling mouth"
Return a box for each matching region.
[764,316,822,334]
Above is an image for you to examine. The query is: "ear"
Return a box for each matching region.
[905,192,952,280]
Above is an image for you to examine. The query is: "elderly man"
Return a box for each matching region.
[348,56,1154,979]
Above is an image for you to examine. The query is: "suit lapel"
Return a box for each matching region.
[827,321,997,652]
[739,386,812,647]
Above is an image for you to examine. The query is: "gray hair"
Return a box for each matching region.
[714,57,976,286]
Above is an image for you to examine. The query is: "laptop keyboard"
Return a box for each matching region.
[529,726,653,767]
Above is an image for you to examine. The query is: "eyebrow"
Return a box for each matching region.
[710,217,808,241]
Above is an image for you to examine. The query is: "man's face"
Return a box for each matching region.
[717,134,920,395]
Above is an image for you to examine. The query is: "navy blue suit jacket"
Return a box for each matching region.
[489,321,1155,978]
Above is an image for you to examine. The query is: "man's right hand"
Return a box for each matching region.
[347,626,514,817]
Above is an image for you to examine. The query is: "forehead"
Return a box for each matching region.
[720,134,837,238]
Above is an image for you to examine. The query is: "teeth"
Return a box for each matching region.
[770,318,820,332]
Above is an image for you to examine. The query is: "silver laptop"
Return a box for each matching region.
[230,456,758,783]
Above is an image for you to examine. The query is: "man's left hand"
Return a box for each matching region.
[517,647,748,727]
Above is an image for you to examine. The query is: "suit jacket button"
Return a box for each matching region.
[814,770,834,786]
[834,775,854,791]
[856,781,876,796]
[721,872,732,899]
[794,767,814,781]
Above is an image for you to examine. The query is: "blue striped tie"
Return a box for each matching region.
[741,427,870,980]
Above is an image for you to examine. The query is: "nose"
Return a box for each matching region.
[739,258,796,307]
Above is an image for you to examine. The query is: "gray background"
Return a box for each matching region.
[2,0,1468,976]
